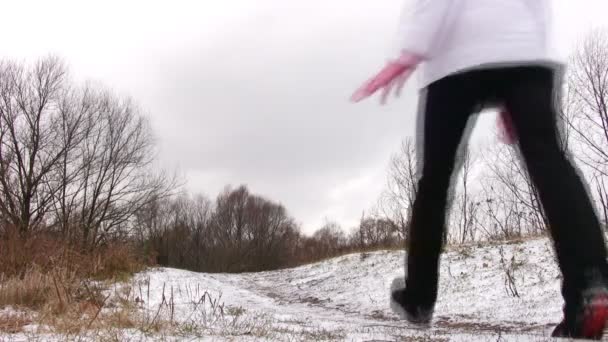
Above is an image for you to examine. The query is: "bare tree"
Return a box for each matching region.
[76,93,172,248]
[312,220,347,257]
[480,142,547,239]
[567,31,608,172]
[0,57,72,235]
[36,84,175,249]
[379,139,418,241]
[562,30,608,227]
[355,213,399,249]
[451,150,481,243]
[0,56,174,246]
[45,85,100,240]
[208,185,300,272]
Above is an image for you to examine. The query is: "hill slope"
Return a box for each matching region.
[5,237,582,341]
[133,237,569,341]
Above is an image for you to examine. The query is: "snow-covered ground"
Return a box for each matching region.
[3,237,601,341]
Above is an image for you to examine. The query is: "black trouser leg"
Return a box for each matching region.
[406,74,478,306]
[502,67,608,306]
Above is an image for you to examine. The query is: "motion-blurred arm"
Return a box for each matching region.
[351,0,456,104]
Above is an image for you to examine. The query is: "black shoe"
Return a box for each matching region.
[389,277,434,324]
[552,286,608,340]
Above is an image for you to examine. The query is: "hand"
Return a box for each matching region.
[351,53,420,105]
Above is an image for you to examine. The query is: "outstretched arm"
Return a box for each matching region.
[351,0,456,104]
[350,52,421,104]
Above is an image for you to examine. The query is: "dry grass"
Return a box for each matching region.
[0,230,146,335]
[0,267,52,310]
[0,311,32,334]
[0,267,270,338]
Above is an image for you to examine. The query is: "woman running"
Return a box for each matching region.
[351,0,608,339]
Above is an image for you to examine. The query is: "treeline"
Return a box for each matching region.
[138,185,403,272]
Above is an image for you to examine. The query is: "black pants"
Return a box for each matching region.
[406,66,608,308]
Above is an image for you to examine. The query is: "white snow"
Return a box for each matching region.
[2,236,599,341]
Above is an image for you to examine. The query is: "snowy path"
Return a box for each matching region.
[132,237,584,341]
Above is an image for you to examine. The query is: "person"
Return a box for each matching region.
[350,0,608,339]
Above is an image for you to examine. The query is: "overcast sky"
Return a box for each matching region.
[1,0,607,233]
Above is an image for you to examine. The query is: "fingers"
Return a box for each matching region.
[395,68,413,98]
[351,75,384,103]
[394,74,407,98]
[350,88,366,103]
[381,79,396,105]
[350,63,411,103]
[367,72,389,96]
[350,78,374,102]
[383,68,414,104]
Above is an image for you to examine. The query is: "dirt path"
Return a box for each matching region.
[231,271,555,341]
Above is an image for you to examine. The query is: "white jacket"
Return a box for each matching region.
[397,0,563,87]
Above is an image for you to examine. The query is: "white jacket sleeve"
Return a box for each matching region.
[395,0,457,59]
